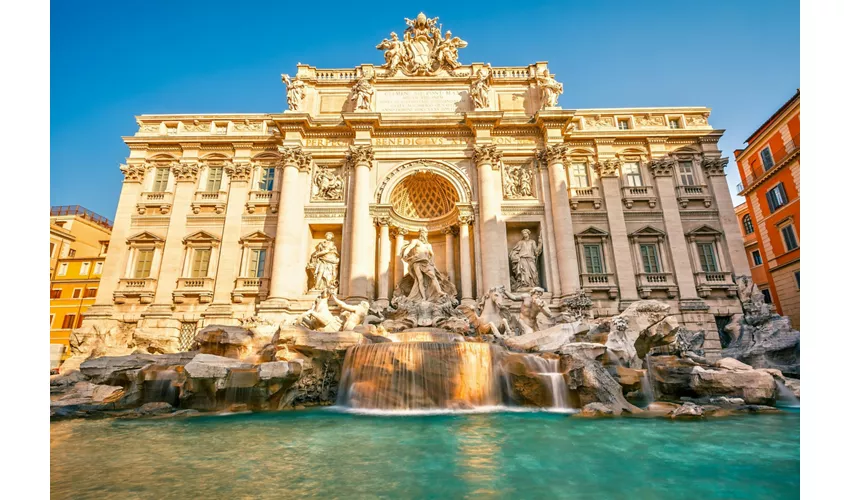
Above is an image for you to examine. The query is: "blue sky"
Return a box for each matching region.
[50,0,799,219]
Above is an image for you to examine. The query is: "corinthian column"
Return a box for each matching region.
[458,215,475,305]
[266,146,311,304]
[594,158,638,301]
[346,145,375,301]
[443,226,456,286]
[703,157,750,276]
[543,144,581,295]
[472,144,503,291]
[375,217,391,307]
[393,226,408,290]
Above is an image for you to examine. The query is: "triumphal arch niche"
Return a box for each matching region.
[80,12,750,360]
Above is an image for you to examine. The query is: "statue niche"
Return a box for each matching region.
[509,228,544,292]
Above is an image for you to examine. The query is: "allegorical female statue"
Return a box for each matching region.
[307,232,340,292]
[402,228,447,301]
[350,75,375,111]
[509,229,543,291]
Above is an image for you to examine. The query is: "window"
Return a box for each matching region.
[570,162,589,187]
[206,167,223,192]
[781,224,799,251]
[583,245,604,274]
[742,214,754,234]
[72,288,82,299]
[622,162,643,187]
[794,271,800,289]
[617,119,629,130]
[152,167,170,192]
[84,288,98,298]
[79,262,91,275]
[697,243,719,272]
[762,289,772,304]
[249,249,266,278]
[134,249,154,278]
[639,244,661,273]
[57,262,68,276]
[94,262,103,275]
[259,168,275,191]
[191,248,211,278]
[760,147,774,170]
[678,161,696,186]
[61,314,76,329]
[751,250,763,266]
[669,118,681,129]
[766,183,788,213]
[51,289,61,299]
[68,249,76,258]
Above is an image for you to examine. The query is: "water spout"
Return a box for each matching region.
[775,379,800,408]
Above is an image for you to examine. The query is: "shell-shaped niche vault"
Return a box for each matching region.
[389,171,459,220]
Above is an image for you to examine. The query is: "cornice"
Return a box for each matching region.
[739,149,800,196]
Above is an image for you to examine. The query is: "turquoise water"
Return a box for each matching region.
[51,408,800,499]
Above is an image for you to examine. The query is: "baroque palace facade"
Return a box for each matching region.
[79,14,749,359]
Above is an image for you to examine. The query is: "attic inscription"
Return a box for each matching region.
[376,89,471,113]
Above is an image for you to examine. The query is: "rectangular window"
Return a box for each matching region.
[678,161,696,186]
[50,289,61,299]
[134,249,154,278]
[781,224,799,251]
[191,249,212,278]
[742,215,754,234]
[697,243,719,272]
[762,289,772,304]
[617,119,629,130]
[766,183,788,213]
[152,167,170,192]
[669,118,681,129]
[58,262,68,276]
[751,250,763,266]
[249,249,266,278]
[259,168,275,191]
[622,162,643,187]
[206,167,223,192]
[760,147,775,170]
[68,249,76,258]
[61,314,76,329]
[84,288,98,298]
[79,262,91,275]
[794,271,800,289]
[570,162,589,187]
[639,244,660,273]
[583,245,604,274]
[94,262,103,275]
[72,288,82,299]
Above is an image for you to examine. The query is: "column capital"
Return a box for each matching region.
[279,146,313,171]
[172,162,200,183]
[390,224,409,237]
[442,226,457,236]
[648,157,676,177]
[702,157,729,177]
[472,144,502,168]
[593,159,621,177]
[458,214,475,225]
[120,163,149,183]
[346,145,374,169]
[225,162,253,183]
[374,216,390,227]
[542,143,570,166]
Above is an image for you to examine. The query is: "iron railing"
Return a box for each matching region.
[50,205,113,229]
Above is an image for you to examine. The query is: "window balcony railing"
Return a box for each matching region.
[569,186,602,210]
[246,190,280,214]
[675,185,712,209]
[579,273,618,298]
[192,191,228,215]
[173,277,215,303]
[114,278,157,304]
[621,185,657,209]
[694,271,736,298]
[137,192,174,215]
[635,272,677,299]
[232,277,270,303]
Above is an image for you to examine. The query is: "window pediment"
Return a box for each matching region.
[576,226,609,240]
[126,231,165,244]
[629,226,666,239]
[183,230,221,245]
[240,230,273,244]
[685,225,722,237]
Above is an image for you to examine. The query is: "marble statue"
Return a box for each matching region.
[312,167,343,201]
[300,290,342,332]
[376,32,404,74]
[501,286,559,335]
[331,294,370,331]
[402,228,447,302]
[350,75,375,111]
[458,286,514,338]
[307,233,340,292]
[535,69,563,109]
[509,229,543,291]
[469,64,491,109]
[376,13,468,76]
[282,74,306,111]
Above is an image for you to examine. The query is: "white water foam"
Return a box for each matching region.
[325,405,578,417]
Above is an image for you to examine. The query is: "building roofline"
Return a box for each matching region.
[743,89,800,146]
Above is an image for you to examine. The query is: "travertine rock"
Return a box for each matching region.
[690,366,776,405]
[671,401,704,418]
[192,325,256,359]
[714,358,754,371]
[560,353,641,414]
[505,322,588,352]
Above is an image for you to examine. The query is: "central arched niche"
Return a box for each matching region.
[390,171,459,220]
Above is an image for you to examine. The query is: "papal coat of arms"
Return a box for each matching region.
[376,12,468,76]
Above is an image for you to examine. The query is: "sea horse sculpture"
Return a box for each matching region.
[458,286,514,338]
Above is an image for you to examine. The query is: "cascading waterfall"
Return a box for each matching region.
[774,379,800,408]
[511,355,570,410]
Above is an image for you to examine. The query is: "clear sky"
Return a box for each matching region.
[50,0,800,219]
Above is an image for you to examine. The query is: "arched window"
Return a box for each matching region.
[742,214,754,234]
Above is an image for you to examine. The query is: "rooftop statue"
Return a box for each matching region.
[349,75,375,111]
[376,12,468,76]
[469,64,492,109]
[282,74,306,111]
[536,69,563,109]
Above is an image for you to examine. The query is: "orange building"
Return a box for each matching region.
[734,90,800,329]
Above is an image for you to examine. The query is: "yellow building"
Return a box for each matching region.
[50,206,112,367]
